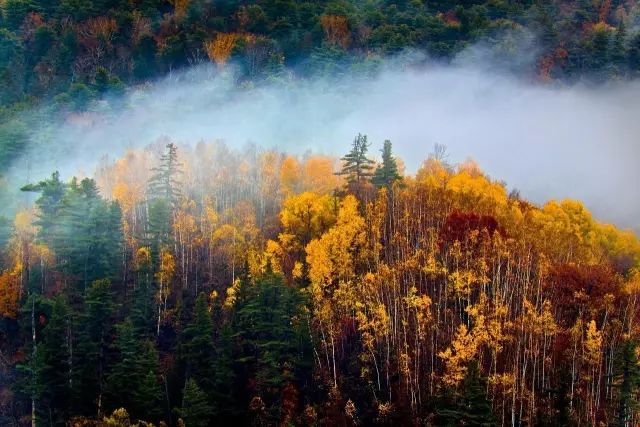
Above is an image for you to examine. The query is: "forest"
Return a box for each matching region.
[3,0,640,169]
[0,136,638,426]
[2,0,640,426]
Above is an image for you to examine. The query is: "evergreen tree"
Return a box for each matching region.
[179,293,215,393]
[459,360,495,426]
[235,272,311,423]
[148,143,182,208]
[212,323,238,420]
[372,139,402,188]
[337,133,375,183]
[434,361,495,426]
[21,171,66,249]
[614,340,640,427]
[38,296,72,425]
[73,279,115,416]
[175,378,215,427]
[105,319,162,420]
[131,248,156,338]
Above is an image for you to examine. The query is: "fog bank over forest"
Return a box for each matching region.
[8,55,640,233]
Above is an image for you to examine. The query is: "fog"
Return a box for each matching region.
[5,50,640,233]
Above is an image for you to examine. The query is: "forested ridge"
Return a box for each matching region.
[0,136,638,426]
[2,0,640,171]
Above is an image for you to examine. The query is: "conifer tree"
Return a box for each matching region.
[106,319,162,420]
[614,340,640,427]
[73,279,114,416]
[337,134,375,183]
[38,296,72,424]
[372,140,401,188]
[179,293,215,393]
[148,143,182,207]
[175,378,215,427]
[460,360,495,426]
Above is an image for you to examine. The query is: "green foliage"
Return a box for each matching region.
[105,319,162,420]
[175,378,215,427]
[22,174,123,290]
[234,272,312,423]
[614,340,640,427]
[372,139,401,188]
[337,133,375,183]
[179,293,215,392]
[435,360,496,426]
[73,279,115,415]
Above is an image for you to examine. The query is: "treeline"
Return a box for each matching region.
[0,136,639,425]
[3,0,640,175]
[2,0,640,108]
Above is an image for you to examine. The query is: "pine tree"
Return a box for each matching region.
[337,134,375,183]
[459,360,495,426]
[614,340,640,427]
[372,140,401,188]
[105,319,162,420]
[38,296,72,425]
[235,272,311,423]
[212,323,238,421]
[175,378,215,427]
[148,143,182,207]
[179,293,215,392]
[73,279,115,416]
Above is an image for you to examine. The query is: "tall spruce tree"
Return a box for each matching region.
[372,140,401,188]
[337,133,375,183]
[38,296,72,425]
[460,360,496,426]
[235,272,311,423]
[148,142,182,207]
[175,378,215,427]
[73,279,115,416]
[105,319,162,420]
[179,293,215,393]
[615,340,640,427]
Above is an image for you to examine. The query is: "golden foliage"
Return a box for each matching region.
[320,15,350,49]
[205,33,240,66]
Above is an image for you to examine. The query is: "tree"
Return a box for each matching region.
[372,140,401,188]
[73,279,115,416]
[459,360,495,426]
[235,272,311,423]
[337,134,375,183]
[175,378,215,427]
[179,293,215,392]
[38,296,72,424]
[614,340,640,427]
[105,319,162,420]
[148,142,182,208]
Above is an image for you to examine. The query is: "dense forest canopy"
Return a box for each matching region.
[1,0,640,426]
[2,0,640,170]
[0,138,638,425]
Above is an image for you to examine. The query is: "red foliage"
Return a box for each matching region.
[438,211,502,250]
[548,263,621,327]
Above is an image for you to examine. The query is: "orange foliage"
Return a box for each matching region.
[205,33,240,66]
[320,15,350,49]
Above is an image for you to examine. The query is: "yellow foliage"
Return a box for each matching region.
[280,155,302,197]
[306,195,365,288]
[439,324,479,386]
[205,33,240,65]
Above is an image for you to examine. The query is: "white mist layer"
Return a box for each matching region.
[8,63,640,233]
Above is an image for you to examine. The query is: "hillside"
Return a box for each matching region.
[0,139,638,425]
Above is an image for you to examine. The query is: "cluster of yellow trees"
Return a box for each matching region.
[3,139,639,425]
